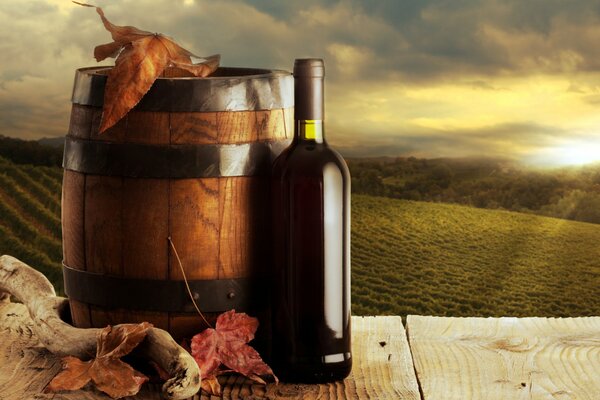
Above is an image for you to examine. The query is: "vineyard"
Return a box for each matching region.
[0,156,63,291]
[1,155,599,317]
[351,195,600,317]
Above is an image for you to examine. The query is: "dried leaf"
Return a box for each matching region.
[96,321,153,358]
[90,358,149,399]
[171,54,221,78]
[94,5,153,44]
[99,37,171,133]
[214,307,259,342]
[73,2,152,45]
[74,1,220,133]
[94,41,124,62]
[191,310,277,396]
[47,323,153,399]
[46,357,92,392]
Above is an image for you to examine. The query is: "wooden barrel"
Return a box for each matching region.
[62,66,293,340]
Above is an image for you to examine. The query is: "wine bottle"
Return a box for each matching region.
[270,58,352,383]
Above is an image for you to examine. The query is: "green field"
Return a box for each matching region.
[351,195,600,317]
[0,156,63,290]
[1,156,599,317]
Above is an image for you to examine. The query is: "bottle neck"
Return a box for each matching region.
[297,119,324,143]
[294,59,324,144]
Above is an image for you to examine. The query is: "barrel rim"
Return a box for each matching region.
[72,66,294,111]
[77,66,292,81]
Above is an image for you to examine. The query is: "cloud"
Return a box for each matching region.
[244,0,600,83]
[1,0,600,166]
[334,121,573,161]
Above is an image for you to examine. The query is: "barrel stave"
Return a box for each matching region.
[63,67,292,340]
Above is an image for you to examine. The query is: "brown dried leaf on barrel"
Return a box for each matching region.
[73,1,220,133]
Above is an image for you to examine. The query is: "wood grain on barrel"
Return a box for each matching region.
[62,171,85,271]
[64,73,291,340]
[62,170,92,328]
[257,109,286,141]
[170,112,218,144]
[121,178,169,280]
[90,108,127,142]
[125,111,170,144]
[407,315,600,400]
[216,111,258,143]
[0,302,420,400]
[85,175,124,329]
[169,178,220,281]
[218,177,252,279]
[84,175,122,277]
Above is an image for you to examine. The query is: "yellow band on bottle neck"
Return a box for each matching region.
[301,120,323,140]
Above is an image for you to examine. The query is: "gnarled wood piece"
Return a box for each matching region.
[0,255,200,399]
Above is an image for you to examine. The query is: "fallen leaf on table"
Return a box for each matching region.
[46,356,93,392]
[47,322,153,399]
[191,310,278,395]
[89,357,149,399]
[73,1,220,133]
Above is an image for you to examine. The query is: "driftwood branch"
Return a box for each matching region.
[0,255,200,399]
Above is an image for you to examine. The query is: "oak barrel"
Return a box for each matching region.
[62,66,293,340]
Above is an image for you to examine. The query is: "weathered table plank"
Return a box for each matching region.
[0,302,419,399]
[407,315,600,400]
[347,316,420,399]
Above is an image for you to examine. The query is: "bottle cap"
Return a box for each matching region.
[293,58,324,120]
[294,58,325,78]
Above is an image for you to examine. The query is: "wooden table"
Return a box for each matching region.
[1,301,599,399]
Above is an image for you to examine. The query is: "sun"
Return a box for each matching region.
[556,142,600,166]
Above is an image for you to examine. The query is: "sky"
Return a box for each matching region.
[2,0,600,165]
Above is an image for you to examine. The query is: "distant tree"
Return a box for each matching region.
[351,168,386,196]
[542,190,600,224]
[428,164,453,189]
[0,135,63,166]
[349,155,600,224]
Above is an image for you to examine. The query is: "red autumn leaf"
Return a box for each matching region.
[191,310,278,395]
[74,2,220,133]
[47,322,152,399]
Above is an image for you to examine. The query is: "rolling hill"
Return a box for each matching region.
[0,156,63,289]
[351,194,600,317]
[1,155,599,317]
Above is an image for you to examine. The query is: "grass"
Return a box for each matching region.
[0,156,598,317]
[351,194,600,317]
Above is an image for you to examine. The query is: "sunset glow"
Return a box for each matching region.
[555,142,600,166]
[2,0,600,166]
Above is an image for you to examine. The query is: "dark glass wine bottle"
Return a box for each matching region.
[270,58,352,383]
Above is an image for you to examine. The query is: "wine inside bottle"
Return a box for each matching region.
[270,58,352,383]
